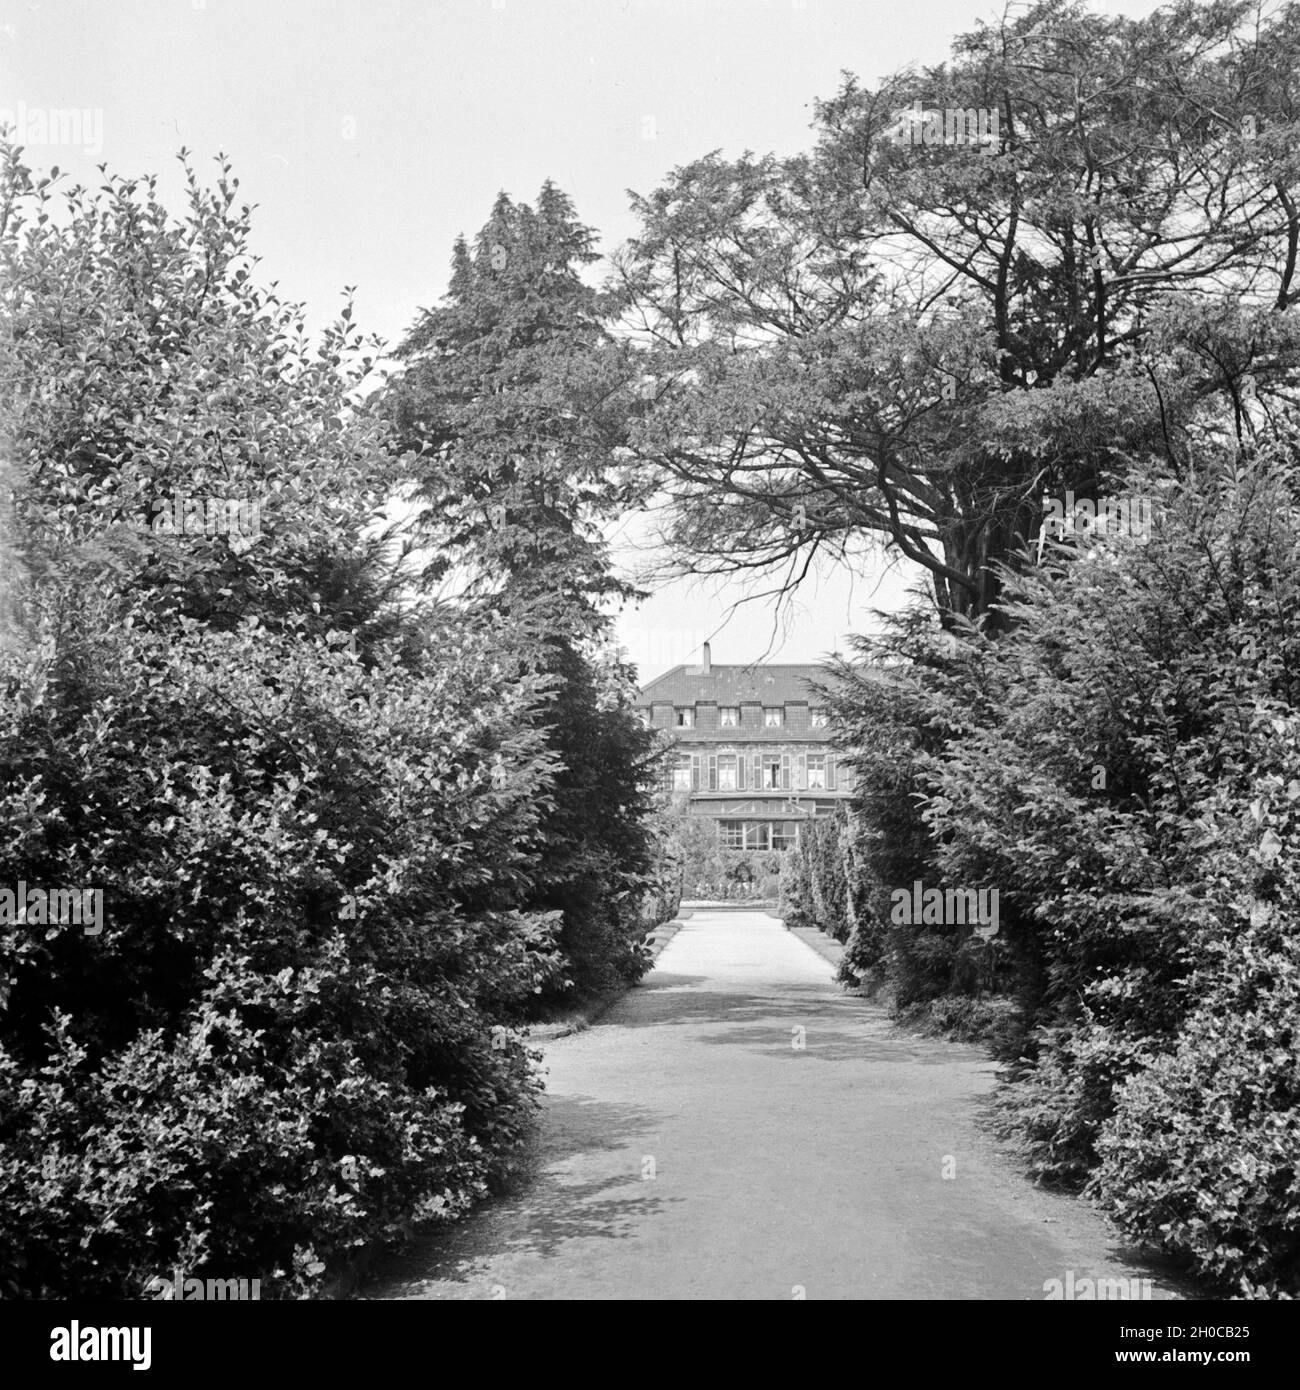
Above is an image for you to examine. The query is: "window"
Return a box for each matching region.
[637,708,651,725]
[719,707,739,727]
[671,759,692,791]
[762,754,788,790]
[771,822,800,851]
[674,707,694,728]
[763,707,783,727]
[717,754,738,791]
[809,709,828,728]
[719,820,745,849]
[806,754,827,790]
[744,821,771,851]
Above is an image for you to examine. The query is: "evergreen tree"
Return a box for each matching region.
[386,185,666,1002]
[388,182,636,635]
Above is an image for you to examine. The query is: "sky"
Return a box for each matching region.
[0,0,1164,680]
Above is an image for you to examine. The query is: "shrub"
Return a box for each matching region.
[825,440,1300,1292]
[520,639,665,1005]
[818,617,980,990]
[784,810,858,941]
[666,807,783,900]
[918,993,1023,1052]
[1090,711,1300,1297]
[1092,915,1300,1297]
[0,588,562,1297]
[0,143,678,1298]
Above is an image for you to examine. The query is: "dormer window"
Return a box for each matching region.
[674,707,694,728]
[763,708,783,727]
[718,707,738,727]
[809,709,828,728]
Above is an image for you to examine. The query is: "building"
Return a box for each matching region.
[636,643,850,851]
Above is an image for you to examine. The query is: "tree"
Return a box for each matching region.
[385,185,667,1000]
[612,0,1300,627]
[0,145,574,1297]
[387,182,638,634]
[0,142,406,646]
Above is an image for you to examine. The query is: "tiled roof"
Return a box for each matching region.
[637,664,831,706]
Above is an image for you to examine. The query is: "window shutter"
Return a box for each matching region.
[708,754,718,791]
[737,755,746,791]
[691,754,701,791]
[826,755,836,790]
[781,753,791,790]
[795,753,806,790]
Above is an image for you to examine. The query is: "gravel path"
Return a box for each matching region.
[364,910,1187,1301]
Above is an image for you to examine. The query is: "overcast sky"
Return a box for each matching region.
[1,0,1163,679]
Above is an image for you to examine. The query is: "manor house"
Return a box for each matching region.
[636,644,851,850]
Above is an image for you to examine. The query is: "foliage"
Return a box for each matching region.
[1090,714,1300,1298]
[612,0,1300,623]
[825,436,1300,1293]
[662,803,783,900]
[384,186,671,1003]
[0,588,561,1297]
[0,142,403,647]
[385,182,636,628]
[781,810,856,941]
[0,148,663,1297]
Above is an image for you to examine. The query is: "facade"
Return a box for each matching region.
[637,644,850,851]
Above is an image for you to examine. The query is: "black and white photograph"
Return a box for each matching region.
[0,0,1295,1363]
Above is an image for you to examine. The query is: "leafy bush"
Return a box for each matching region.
[783,810,859,941]
[815,621,1012,999]
[0,143,400,644]
[917,994,1023,1052]
[518,639,665,1003]
[0,145,679,1297]
[0,588,563,1297]
[932,449,1300,1184]
[1093,913,1300,1297]
[665,807,782,900]
[820,440,1300,1289]
[1090,710,1300,1297]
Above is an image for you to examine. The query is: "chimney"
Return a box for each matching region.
[701,641,711,675]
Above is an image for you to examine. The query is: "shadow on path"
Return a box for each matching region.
[364,1094,675,1297]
